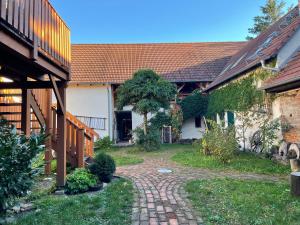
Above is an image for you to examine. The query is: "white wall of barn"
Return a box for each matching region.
[181,118,205,139]
[63,85,111,138]
[63,84,205,141]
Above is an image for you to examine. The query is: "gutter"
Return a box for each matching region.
[260,60,279,72]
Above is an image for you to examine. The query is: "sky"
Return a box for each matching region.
[50,0,297,44]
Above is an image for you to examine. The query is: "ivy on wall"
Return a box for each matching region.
[179,90,209,120]
[207,69,273,116]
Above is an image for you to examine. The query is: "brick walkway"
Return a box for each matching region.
[117,156,282,225]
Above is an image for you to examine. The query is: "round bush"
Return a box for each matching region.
[65,168,98,194]
[89,153,116,183]
[135,127,161,151]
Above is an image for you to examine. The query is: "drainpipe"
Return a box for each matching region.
[107,85,113,141]
[260,60,279,72]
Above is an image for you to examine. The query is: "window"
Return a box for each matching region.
[227,111,235,125]
[195,116,202,128]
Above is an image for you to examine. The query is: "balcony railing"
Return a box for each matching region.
[75,116,106,131]
[0,0,71,70]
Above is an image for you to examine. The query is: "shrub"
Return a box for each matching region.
[65,168,98,195]
[89,153,116,183]
[94,136,113,151]
[134,127,161,151]
[202,120,238,163]
[0,120,45,211]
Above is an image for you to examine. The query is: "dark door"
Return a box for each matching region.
[116,111,132,142]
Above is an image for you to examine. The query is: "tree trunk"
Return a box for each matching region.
[143,113,148,135]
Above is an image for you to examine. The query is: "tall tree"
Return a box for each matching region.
[116,69,177,135]
[247,0,286,40]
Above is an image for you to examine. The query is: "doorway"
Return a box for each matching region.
[115,111,132,142]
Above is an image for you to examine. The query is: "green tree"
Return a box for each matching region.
[179,90,208,120]
[247,0,286,40]
[116,69,177,135]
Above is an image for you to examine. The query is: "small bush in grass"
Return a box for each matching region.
[202,120,238,163]
[0,120,45,212]
[65,168,98,194]
[94,136,113,151]
[89,153,116,183]
[134,127,161,151]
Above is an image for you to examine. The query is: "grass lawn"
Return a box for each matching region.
[172,147,290,175]
[112,155,144,166]
[186,178,300,225]
[105,144,190,166]
[11,178,134,225]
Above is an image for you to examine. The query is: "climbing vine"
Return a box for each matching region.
[207,69,273,116]
[179,90,209,120]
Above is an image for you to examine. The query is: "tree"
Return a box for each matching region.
[247,0,286,40]
[116,69,177,135]
[179,90,208,121]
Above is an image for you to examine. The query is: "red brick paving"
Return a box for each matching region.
[117,156,282,225]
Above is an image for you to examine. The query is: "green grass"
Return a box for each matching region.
[106,144,190,166]
[112,155,144,166]
[186,178,300,225]
[12,179,134,225]
[172,148,290,175]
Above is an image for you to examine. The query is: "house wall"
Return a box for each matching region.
[66,85,111,138]
[65,84,206,142]
[181,117,205,139]
[276,89,300,143]
[277,28,300,68]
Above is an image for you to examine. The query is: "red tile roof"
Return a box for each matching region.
[262,49,300,91]
[70,42,245,84]
[206,6,300,92]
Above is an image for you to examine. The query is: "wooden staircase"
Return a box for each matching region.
[0,88,99,169]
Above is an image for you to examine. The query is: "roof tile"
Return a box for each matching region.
[206,6,300,91]
[71,42,245,84]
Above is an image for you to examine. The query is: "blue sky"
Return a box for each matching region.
[50,0,297,44]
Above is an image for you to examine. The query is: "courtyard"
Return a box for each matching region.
[7,144,300,225]
[1,0,300,225]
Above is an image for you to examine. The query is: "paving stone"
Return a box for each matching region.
[116,152,278,225]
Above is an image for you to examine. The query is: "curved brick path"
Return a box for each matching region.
[117,155,283,225]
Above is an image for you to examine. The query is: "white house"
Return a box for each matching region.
[67,42,245,142]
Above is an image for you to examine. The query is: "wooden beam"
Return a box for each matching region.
[56,83,67,186]
[29,92,46,126]
[45,89,53,175]
[0,81,56,89]
[77,129,85,168]
[21,89,31,136]
[49,75,65,115]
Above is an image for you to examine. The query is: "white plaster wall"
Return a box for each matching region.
[277,28,300,68]
[65,85,110,138]
[234,100,283,150]
[234,112,262,150]
[181,118,205,139]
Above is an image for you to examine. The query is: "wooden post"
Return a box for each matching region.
[21,89,31,136]
[291,172,300,196]
[45,89,53,175]
[77,128,85,168]
[56,82,66,187]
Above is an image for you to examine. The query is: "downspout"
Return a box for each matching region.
[260,60,279,72]
[107,85,113,141]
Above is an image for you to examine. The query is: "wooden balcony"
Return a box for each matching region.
[0,0,72,186]
[0,0,71,80]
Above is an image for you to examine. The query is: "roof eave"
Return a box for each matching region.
[262,76,300,93]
